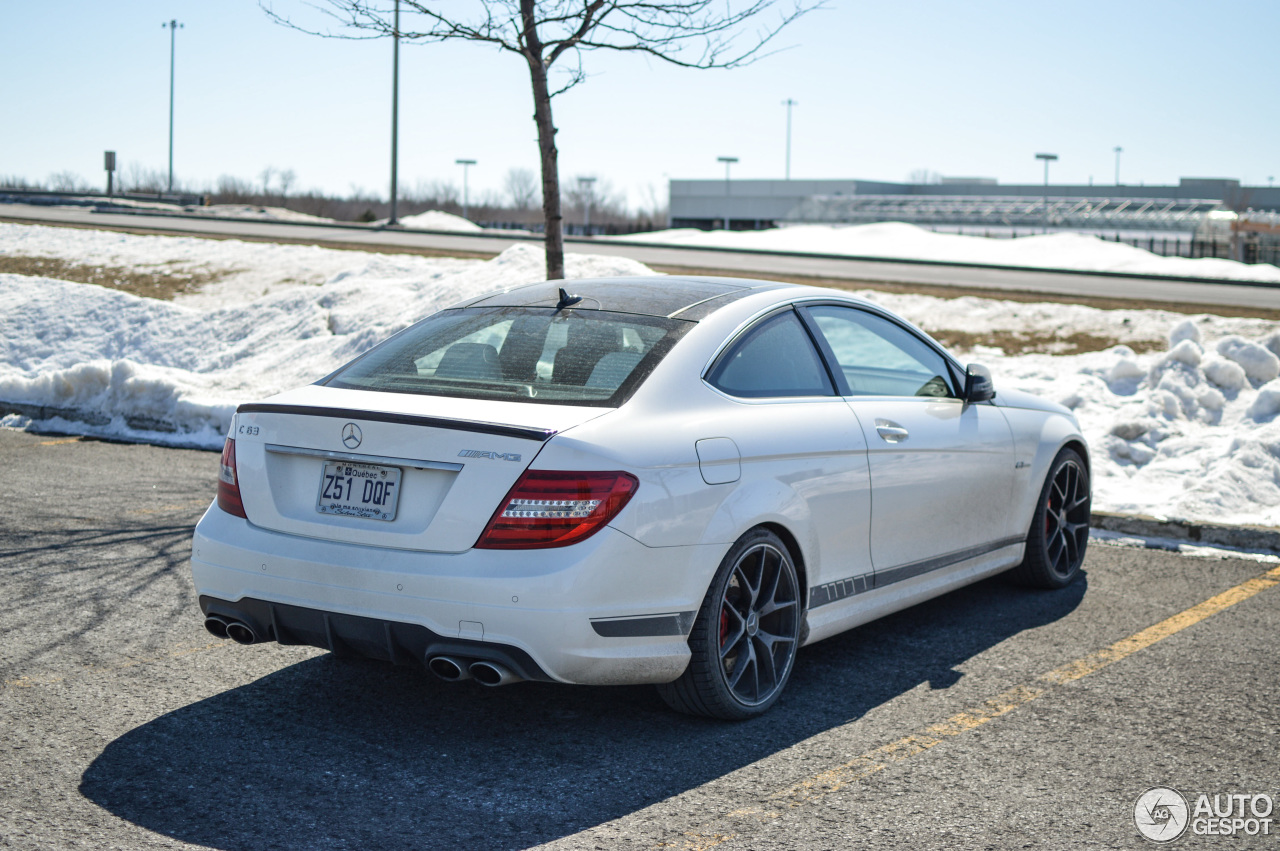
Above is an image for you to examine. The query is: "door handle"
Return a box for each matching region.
[875,419,909,443]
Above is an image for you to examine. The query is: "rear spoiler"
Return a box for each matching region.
[235,404,556,442]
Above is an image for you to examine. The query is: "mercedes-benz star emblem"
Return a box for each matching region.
[341,423,363,449]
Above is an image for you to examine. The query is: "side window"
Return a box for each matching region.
[708,310,834,398]
[806,305,955,398]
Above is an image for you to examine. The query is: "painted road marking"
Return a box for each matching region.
[663,563,1280,849]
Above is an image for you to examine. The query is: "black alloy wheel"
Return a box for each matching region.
[1012,448,1091,589]
[658,528,802,720]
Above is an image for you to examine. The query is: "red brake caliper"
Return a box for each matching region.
[719,607,729,646]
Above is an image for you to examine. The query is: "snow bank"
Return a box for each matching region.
[194,204,335,223]
[954,326,1280,528]
[618,222,1280,284]
[0,234,651,448]
[5,221,1280,528]
[393,210,486,232]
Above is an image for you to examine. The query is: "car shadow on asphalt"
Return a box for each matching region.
[79,572,1086,850]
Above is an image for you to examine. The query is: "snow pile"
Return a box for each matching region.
[5,221,1280,528]
[192,204,335,223]
[947,317,1280,528]
[619,222,1280,284]
[394,210,485,232]
[0,221,481,307]
[0,235,651,448]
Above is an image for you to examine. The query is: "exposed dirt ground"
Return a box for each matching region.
[0,255,231,300]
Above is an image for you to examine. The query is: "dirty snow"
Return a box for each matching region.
[3,221,1280,528]
[617,222,1280,284]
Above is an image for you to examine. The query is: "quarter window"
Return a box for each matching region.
[708,310,834,398]
[805,305,955,398]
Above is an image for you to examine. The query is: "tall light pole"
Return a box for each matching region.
[782,98,797,180]
[456,159,476,220]
[1035,152,1058,233]
[577,176,596,233]
[388,0,401,225]
[162,19,183,194]
[1114,146,1123,185]
[717,156,738,230]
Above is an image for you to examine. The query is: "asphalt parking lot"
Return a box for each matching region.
[1,426,1277,849]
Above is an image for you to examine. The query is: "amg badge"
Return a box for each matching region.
[458,449,522,462]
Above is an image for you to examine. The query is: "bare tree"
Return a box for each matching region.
[47,171,89,192]
[279,168,298,199]
[503,167,540,210]
[122,162,168,193]
[262,0,817,279]
[260,166,277,197]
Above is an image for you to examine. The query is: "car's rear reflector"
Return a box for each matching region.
[217,438,248,519]
[474,470,638,549]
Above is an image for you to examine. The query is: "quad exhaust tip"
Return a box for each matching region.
[225,621,258,645]
[469,661,523,687]
[204,616,230,639]
[428,656,472,682]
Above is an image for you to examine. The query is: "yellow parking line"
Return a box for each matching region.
[37,437,81,446]
[667,563,1280,848]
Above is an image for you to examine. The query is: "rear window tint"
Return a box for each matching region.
[324,307,692,406]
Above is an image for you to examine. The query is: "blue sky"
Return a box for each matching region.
[2,1,1277,207]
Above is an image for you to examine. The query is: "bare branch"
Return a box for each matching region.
[262,0,820,279]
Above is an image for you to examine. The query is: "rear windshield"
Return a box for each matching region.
[324,307,693,406]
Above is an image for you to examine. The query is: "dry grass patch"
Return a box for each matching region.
[0,254,232,299]
[927,328,1165,357]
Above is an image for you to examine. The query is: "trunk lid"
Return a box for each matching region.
[230,385,610,553]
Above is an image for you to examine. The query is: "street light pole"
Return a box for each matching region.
[717,156,738,230]
[389,0,400,225]
[1114,146,1123,186]
[1035,152,1058,233]
[782,98,797,180]
[162,19,183,194]
[577,176,596,234]
[455,159,476,220]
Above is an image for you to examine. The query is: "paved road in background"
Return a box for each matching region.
[2,427,1278,849]
[6,202,1280,311]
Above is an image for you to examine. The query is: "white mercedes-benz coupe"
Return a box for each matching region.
[192,276,1090,719]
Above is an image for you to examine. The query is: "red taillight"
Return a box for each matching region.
[474,470,638,549]
[217,438,247,519]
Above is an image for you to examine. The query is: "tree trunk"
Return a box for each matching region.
[521,3,564,280]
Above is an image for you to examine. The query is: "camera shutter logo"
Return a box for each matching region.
[1135,787,1190,842]
[341,423,362,450]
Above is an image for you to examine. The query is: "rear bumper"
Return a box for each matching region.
[190,504,725,685]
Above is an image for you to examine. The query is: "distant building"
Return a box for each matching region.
[668,176,1280,236]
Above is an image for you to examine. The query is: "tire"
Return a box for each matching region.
[657,528,802,720]
[1010,448,1091,589]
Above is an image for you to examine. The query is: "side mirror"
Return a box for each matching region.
[964,363,995,403]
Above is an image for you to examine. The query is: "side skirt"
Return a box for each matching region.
[802,540,1025,646]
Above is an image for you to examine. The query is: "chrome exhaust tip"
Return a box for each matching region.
[427,656,472,682]
[225,621,258,645]
[469,661,523,687]
[204,615,230,639]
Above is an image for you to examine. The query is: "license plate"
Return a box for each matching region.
[316,461,402,521]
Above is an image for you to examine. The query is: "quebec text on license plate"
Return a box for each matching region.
[316,461,402,521]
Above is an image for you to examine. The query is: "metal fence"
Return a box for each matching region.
[924,228,1280,266]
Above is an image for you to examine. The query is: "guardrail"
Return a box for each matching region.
[0,188,206,207]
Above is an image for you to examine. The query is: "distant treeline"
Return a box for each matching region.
[1,166,668,231]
